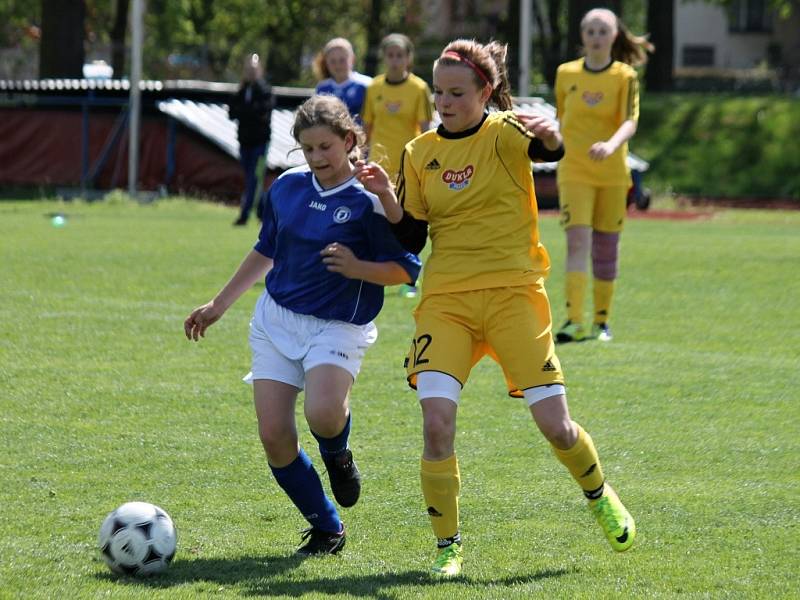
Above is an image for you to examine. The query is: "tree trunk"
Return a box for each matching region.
[567,0,621,61]
[110,0,130,78]
[364,0,384,76]
[533,0,565,87]
[40,0,86,78]
[644,0,674,91]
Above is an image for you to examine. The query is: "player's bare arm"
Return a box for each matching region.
[184,250,273,341]
[321,242,411,285]
[354,160,403,223]
[589,119,637,161]
[516,113,563,150]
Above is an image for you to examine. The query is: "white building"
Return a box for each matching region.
[675,0,800,78]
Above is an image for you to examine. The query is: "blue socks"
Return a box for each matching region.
[311,413,351,457]
[270,448,341,533]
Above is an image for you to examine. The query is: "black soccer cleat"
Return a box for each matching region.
[295,525,346,556]
[323,449,361,508]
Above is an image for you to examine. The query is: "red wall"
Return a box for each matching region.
[0,108,243,200]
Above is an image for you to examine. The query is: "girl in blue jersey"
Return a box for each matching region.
[314,37,372,122]
[184,95,420,556]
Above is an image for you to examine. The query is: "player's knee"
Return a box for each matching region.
[541,419,577,450]
[566,226,592,272]
[258,423,296,457]
[423,414,456,454]
[304,403,344,436]
[592,231,620,280]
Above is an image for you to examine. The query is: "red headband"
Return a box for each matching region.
[441,51,491,86]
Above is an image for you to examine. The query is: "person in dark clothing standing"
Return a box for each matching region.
[229,53,275,226]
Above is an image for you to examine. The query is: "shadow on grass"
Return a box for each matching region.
[97,554,572,597]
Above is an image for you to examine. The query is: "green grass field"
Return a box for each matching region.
[2,198,798,599]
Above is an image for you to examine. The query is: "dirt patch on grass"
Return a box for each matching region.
[541,195,799,222]
[627,207,714,221]
[681,196,799,210]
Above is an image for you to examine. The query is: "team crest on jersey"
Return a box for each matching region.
[442,165,474,191]
[333,206,351,223]
[582,91,604,106]
[385,101,402,113]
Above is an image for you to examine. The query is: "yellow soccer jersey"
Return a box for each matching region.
[363,73,432,179]
[397,111,551,295]
[555,58,639,187]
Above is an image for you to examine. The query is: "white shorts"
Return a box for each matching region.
[243,290,378,389]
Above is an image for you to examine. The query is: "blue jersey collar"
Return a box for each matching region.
[312,172,359,197]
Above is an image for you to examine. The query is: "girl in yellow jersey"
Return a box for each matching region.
[361,39,636,578]
[555,8,653,343]
[363,33,433,182]
[362,33,433,299]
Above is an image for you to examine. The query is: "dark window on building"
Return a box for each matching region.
[682,45,715,67]
[728,0,773,32]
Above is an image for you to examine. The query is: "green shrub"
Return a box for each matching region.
[634,93,800,200]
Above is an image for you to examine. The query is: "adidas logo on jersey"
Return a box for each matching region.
[542,360,557,372]
[425,159,441,170]
[308,201,327,211]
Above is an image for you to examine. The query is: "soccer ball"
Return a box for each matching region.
[98,501,177,576]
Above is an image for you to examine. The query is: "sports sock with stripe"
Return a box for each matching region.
[270,448,341,533]
[551,423,606,500]
[421,454,461,543]
[566,271,588,324]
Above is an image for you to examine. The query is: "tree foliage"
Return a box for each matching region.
[1,1,796,83]
[702,0,797,19]
[141,0,418,84]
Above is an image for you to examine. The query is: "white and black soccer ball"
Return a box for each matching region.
[98,501,177,576]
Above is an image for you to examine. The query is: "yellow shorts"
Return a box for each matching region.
[559,182,628,233]
[405,284,565,397]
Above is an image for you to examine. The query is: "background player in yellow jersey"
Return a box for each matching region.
[362,33,433,299]
[363,33,432,182]
[361,38,636,578]
[555,8,653,343]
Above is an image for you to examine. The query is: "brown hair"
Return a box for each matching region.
[434,39,513,111]
[312,37,355,81]
[581,9,654,67]
[381,33,414,63]
[292,95,365,162]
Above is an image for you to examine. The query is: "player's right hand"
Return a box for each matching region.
[183,302,223,341]
[354,160,392,196]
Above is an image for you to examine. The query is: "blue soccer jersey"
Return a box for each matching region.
[315,72,372,120]
[255,166,421,325]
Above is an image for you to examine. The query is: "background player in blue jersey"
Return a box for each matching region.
[184,95,420,556]
[314,37,372,122]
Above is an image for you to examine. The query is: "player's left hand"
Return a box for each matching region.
[183,301,223,341]
[516,113,561,149]
[355,160,392,195]
[589,141,615,161]
[321,242,361,279]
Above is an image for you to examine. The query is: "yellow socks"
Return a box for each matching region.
[566,271,588,323]
[566,274,615,328]
[421,454,461,541]
[552,423,606,499]
[593,278,615,324]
